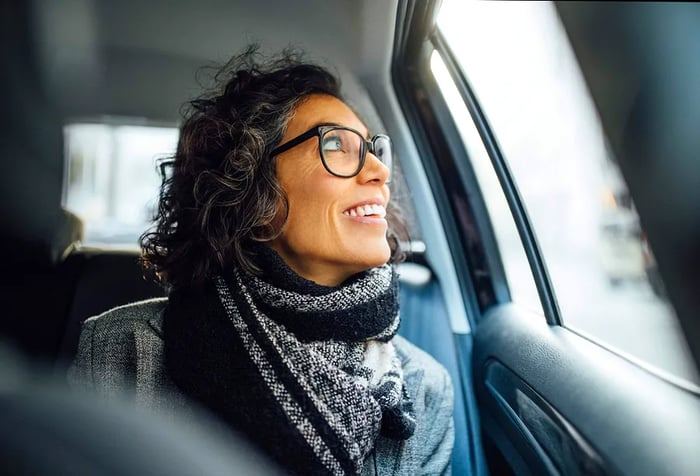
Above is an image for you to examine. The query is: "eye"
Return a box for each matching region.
[321,134,343,153]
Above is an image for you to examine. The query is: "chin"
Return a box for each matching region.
[353,246,392,270]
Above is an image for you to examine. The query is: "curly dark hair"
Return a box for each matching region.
[140,46,406,289]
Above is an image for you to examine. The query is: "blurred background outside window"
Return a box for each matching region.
[63,122,177,246]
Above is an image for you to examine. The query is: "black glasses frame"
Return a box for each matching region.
[269,123,392,182]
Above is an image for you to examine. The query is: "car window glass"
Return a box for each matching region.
[63,123,177,246]
[436,0,699,385]
[431,52,543,317]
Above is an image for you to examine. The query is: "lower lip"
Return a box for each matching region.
[344,215,387,225]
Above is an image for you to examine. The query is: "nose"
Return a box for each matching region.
[358,152,391,185]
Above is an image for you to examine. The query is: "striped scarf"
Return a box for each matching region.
[164,251,415,475]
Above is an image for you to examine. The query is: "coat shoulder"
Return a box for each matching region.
[84,297,167,334]
[392,334,451,393]
[69,297,173,398]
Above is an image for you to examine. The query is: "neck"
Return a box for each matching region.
[267,243,361,287]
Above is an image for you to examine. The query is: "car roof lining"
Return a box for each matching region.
[33,0,397,125]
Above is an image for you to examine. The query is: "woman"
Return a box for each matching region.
[69,48,454,475]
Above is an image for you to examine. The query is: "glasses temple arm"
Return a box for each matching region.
[269,128,320,157]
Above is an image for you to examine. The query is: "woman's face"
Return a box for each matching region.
[269,94,391,286]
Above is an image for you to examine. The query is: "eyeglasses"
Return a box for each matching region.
[270,124,393,183]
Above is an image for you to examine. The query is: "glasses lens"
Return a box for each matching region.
[372,135,393,182]
[320,128,363,177]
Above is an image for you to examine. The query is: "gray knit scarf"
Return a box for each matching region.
[164,249,416,475]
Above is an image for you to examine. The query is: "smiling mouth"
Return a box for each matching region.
[343,204,387,218]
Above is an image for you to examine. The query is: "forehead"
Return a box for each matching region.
[286,94,369,138]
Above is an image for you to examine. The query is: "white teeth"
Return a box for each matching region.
[344,204,386,218]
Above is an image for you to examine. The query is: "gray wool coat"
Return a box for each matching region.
[68,298,455,475]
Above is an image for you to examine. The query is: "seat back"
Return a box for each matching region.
[56,248,165,366]
[397,262,472,476]
[0,210,84,360]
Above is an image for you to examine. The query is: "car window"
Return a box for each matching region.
[430,52,543,317]
[63,122,178,246]
[435,0,699,385]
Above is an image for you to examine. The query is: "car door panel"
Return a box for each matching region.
[473,305,700,475]
[483,360,606,476]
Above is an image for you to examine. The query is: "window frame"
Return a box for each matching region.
[428,31,562,325]
[393,1,561,325]
[391,2,500,328]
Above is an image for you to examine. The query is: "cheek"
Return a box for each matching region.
[283,176,342,240]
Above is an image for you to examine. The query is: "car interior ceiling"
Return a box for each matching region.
[1,0,477,474]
